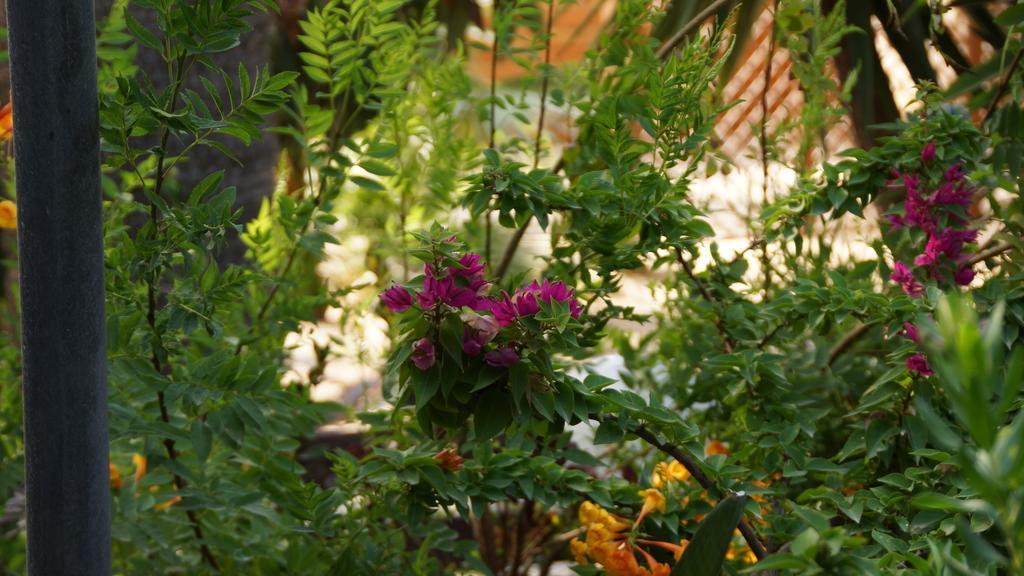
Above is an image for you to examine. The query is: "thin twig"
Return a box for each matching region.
[983,47,1024,124]
[146,53,221,573]
[760,3,774,300]
[672,246,736,353]
[486,0,501,264]
[624,421,770,561]
[655,0,733,59]
[495,0,723,280]
[827,322,872,367]
[494,0,556,282]
[968,241,1014,266]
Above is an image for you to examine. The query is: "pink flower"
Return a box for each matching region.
[380,285,413,312]
[906,353,932,377]
[462,313,500,356]
[485,347,519,368]
[944,162,964,182]
[411,338,436,370]
[487,294,517,327]
[886,214,905,231]
[954,266,975,286]
[417,264,481,309]
[891,261,924,296]
[452,253,486,280]
[921,141,936,163]
[463,313,500,343]
[902,322,919,343]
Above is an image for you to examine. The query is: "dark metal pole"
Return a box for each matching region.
[8,0,110,574]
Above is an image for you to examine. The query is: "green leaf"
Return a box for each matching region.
[671,494,747,576]
[995,5,1024,27]
[474,387,513,441]
[191,420,212,463]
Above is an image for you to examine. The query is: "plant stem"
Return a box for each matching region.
[486,0,500,264]
[146,53,221,572]
[620,420,770,561]
[496,0,724,280]
[760,3,774,300]
[983,47,1023,125]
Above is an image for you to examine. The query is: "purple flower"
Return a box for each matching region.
[906,353,932,377]
[487,294,517,327]
[417,264,483,309]
[484,347,519,368]
[411,338,436,370]
[462,335,483,356]
[452,253,486,280]
[886,214,905,231]
[462,313,500,356]
[464,313,500,343]
[380,285,413,313]
[944,162,964,182]
[921,141,936,163]
[902,322,920,343]
[890,261,924,296]
[954,266,975,286]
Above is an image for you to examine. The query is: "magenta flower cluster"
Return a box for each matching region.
[379,250,582,372]
[886,143,979,377]
[886,145,978,297]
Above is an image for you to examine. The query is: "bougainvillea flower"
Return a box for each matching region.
[418,264,481,309]
[890,261,924,296]
[921,141,936,163]
[0,200,16,230]
[488,279,583,326]
[484,347,519,368]
[954,266,975,286]
[0,102,12,142]
[379,284,413,312]
[651,461,689,488]
[433,447,464,472]
[451,252,485,280]
[901,322,919,343]
[906,353,932,377]
[411,338,436,370]
[944,162,964,182]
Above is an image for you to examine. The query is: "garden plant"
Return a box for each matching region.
[1,0,1024,574]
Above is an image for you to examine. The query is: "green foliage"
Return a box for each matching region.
[0,0,1022,575]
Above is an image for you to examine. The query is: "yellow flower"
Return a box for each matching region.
[132,453,147,483]
[154,495,182,511]
[0,201,16,229]
[634,488,666,526]
[652,461,690,488]
[570,538,588,565]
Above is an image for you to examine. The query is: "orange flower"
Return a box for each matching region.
[0,102,12,141]
[651,461,689,488]
[638,538,690,561]
[132,453,147,483]
[634,489,666,527]
[0,201,15,229]
[154,495,182,511]
[706,439,729,456]
[433,447,464,472]
[109,464,123,490]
